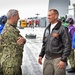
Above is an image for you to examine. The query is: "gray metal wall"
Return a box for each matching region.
[39,17,47,27]
[48,0,70,17]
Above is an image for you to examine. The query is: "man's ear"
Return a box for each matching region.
[56,14,58,19]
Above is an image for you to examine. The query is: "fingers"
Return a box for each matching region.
[57,61,66,69]
[17,37,25,45]
[17,37,21,40]
[38,57,42,65]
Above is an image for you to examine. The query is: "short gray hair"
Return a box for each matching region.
[7,9,18,19]
[49,9,59,16]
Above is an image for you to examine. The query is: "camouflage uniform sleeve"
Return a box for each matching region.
[19,33,26,44]
[0,35,3,51]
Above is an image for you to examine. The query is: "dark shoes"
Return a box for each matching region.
[66,68,75,73]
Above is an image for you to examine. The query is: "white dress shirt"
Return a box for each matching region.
[50,22,57,33]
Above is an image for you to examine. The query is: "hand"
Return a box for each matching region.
[17,37,26,45]
[57,61,66,69]
[38,57,42,65]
